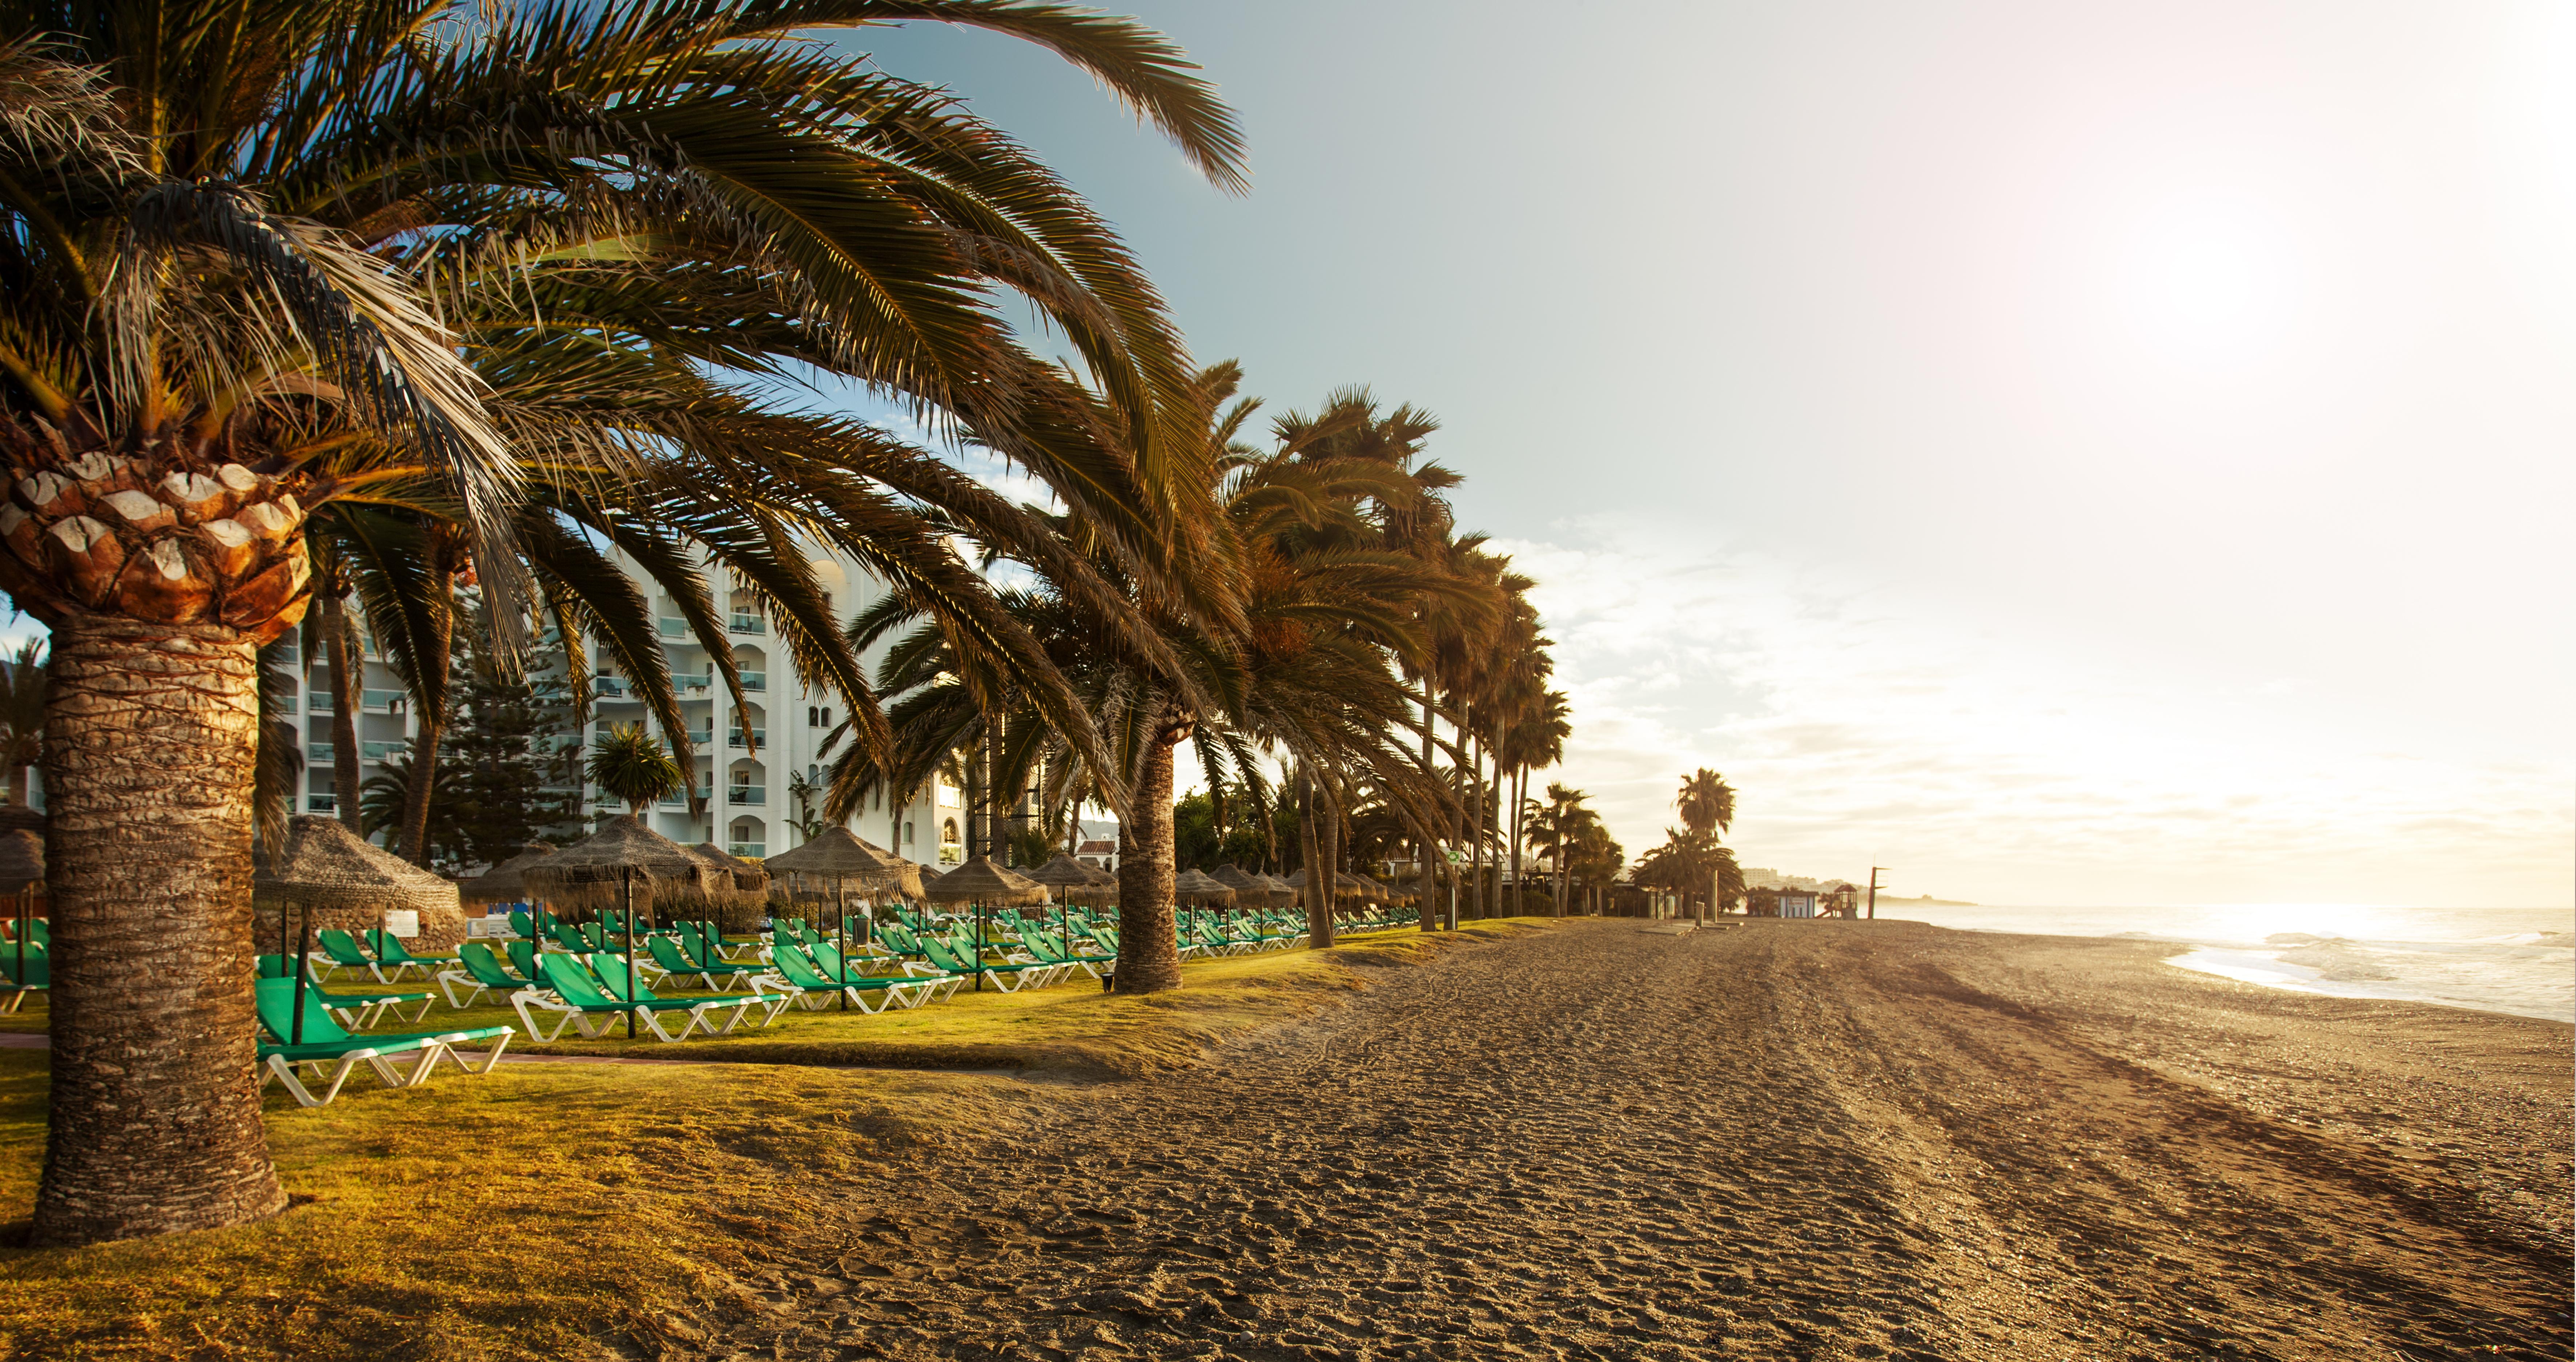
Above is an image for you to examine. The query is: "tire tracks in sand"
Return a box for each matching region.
[656,919,2568,1362]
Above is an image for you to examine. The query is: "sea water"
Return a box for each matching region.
[1870,901,2575,1024]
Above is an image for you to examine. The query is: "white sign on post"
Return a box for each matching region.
[382,909,421,938]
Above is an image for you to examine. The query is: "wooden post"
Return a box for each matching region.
[622,868,637,1039]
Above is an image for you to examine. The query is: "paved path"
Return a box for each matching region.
[634,920,2572,1360]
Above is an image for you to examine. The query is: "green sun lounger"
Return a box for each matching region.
[439,941,544,1008]
[309,927,397,983]
[755,943,946,1012]
[512,953,772,1042]
[811,940,961,1002]
[648,934,757,992]
[363,929,459,979]
[915,937,1066,993]
[0,942,44,1011]
[258,954,435,1027]
[1019,931,1115,980]
[254,977,514,1107]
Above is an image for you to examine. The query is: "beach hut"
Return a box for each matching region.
[253,816,463,1043]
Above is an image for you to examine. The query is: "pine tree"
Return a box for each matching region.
[439,631,581,869]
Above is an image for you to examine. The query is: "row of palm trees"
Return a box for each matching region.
[0,0,1573,1247]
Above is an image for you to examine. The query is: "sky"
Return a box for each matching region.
[833,1,2576,909]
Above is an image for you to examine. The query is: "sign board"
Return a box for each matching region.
[382,909,421,938]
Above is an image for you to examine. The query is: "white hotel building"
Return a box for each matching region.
[294,545,972,869]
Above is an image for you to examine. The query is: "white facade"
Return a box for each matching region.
[292,546,960,869]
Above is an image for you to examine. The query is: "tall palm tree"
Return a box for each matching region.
[1677,768,1736,839]
[1495,684,1568,913]
[0,0,1242,1245]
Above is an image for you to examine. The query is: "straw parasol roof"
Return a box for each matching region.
[688,842,773,895]
[0,806,42,835]
[761,827,904,887]
[1209,862,1274,907]
[1022,853,1115,904]
[458,843,555,904]
[254,815,459,914]
[1171,868,1238,906]
[0,829,40,896]
[1284,868,1361,901]
[523,814,723,910]
[924,855,1051,906]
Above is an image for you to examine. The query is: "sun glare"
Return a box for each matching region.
[2109,196,2299,368]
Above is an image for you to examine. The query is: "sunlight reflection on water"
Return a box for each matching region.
[1873,902,2574,1024]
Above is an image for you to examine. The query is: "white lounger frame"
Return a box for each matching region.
[508,987,775,1043]
[261,1030,514,1107]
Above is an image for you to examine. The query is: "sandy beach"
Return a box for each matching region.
[641,918,2569,1361]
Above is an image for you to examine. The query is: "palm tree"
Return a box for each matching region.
[1495,685,1568,914]
[586,724,685,815]
[0,637,44,806]
[1677,768,1736,839]
[844,365,1479,980]
[0,0,1242,1245]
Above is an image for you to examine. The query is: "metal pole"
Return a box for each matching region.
[290,903,311,1044]
[622,867,636,1039]
[1868,867,1882,919]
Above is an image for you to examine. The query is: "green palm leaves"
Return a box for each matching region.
[586,723,687,814]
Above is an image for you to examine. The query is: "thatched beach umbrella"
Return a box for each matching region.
[1172,868,1238,907]
[764,829,906,1006]
[459,842,555,917]
[0,829,40,896]
[1023,853,1114,946]
[925,856,1049,992]
[687,843,774,933]
[526,815,722,1038]
[1022,853,1105,903]
[1210,863,1277,910]
[253,815,462,1043]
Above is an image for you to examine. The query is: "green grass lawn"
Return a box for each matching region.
[0,919,1551,1361]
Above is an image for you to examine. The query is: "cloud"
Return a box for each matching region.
[1494,517,2573,907]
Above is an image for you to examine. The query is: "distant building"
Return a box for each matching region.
[1076,838,1119,872]
[1777,891,1818,919]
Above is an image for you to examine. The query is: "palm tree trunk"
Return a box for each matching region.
[1297,765,1333,948]
[321,596,363,834]
[1112,706,1187,993]
[1466,732,1486,920]
[6,763,25,809]
[396,593,453,864]
[33,617,286,1245]
[1418,668,1442,931]
[1555,799,1568,918]
[1510,763,1525,916]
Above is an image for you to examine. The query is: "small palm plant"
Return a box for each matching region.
[586,725,684,816]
